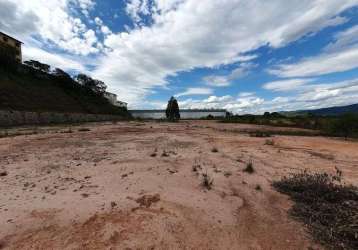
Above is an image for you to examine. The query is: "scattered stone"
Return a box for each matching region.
[81,193,89,198]
[161,151,169,157]
[0,171,8,177]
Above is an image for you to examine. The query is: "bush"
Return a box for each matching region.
[326,114,358,139]
[273,169,358,250]
[243,161,254,174]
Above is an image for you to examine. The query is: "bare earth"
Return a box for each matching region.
[1,120,357,250]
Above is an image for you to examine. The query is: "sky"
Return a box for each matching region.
[1,0,358,114]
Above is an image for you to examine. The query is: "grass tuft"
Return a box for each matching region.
[202,172,214,190]
[265,139,275,145]
[243,161,255,174]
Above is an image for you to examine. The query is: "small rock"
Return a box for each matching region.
[111,201,117,208]
[81,193,89,198]
[0,171,8,177]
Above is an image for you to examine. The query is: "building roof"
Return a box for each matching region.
[0,31,23,44]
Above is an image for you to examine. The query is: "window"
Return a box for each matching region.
[3,37,8,42]
[16,42,20,48]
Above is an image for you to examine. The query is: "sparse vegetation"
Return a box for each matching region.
[250,131,271,137]
[78,128,91,132]
[202,172,214,190]
[192,164,201,172]
[273,169,358,250]
[243,161,254,174]
[221,112,358,139]
[265,139,275,145]
[62,128,73,134]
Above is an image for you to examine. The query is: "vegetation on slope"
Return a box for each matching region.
[0,51,129,117]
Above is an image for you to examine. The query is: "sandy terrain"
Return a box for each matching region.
[0,120,357,250]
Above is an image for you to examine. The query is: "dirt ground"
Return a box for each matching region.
[0,120,357,250]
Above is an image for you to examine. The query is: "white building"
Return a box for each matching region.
[104,92,128,108]
[130,109,227,119]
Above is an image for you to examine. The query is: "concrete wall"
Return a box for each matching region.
[130,110,226,119]
[0,110,125,127]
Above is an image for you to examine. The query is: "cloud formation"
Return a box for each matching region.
[176,87,213,97]
[95,0,357,105]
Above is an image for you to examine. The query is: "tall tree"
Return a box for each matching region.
[166,96,180,121]
[24,60,50,73]
[75,74,107,95]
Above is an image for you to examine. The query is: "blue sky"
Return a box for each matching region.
[1,0,358,113]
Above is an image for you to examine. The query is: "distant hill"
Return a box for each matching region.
[283,103,358,116]
[0,66,129,117]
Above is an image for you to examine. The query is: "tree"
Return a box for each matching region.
[53,68,71,80]
[75,74,107,95]
[24,60,50,73]
[166,96,180,121]
[329,113,358,139]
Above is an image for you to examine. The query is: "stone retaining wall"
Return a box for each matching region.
[0,110,125,127]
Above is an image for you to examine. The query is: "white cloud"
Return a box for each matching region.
[239,92,255,97]
[178,94,264,114]
[176,87,213,97]
[23,46,86,72]
[125,0,151,25]
[269,45,358,78]
[94,16,103,26]
[0,0,39,37]
[269,23,358,78]
[177,78,358,114]
[95,0,357,105]
[204,62,257,87]
[324,25,358,52]
[263,78,315,92]
[1,0,101,56]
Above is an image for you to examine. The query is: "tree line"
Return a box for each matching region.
[23,60,107,96]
